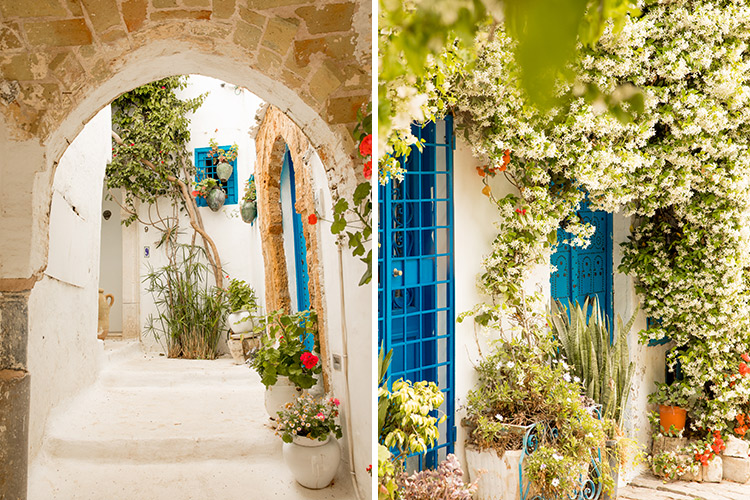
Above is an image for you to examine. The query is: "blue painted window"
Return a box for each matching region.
[378,117,455,470]
[550,198,613,328]
[194,146,238,206]
[282,147,313,351]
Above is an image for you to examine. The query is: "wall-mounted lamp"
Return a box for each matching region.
[102,210,112,220]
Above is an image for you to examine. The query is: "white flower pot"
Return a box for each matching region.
[264,376,303,419]
[227,310,255,334]
[282,434,340,489]
[465,445,524,500]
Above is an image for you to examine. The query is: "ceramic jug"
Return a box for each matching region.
[97,289,115,340]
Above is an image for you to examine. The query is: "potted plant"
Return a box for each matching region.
[241,175,257,224]
[549,297,639,499]
[462,333,612,500]
[193,177,225,211]
[277,393,343,489]
[207,138,238,182]
[225,278,258,333]
[248,309,321,418]
[650,381,690,434]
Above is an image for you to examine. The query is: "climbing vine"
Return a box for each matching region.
[453,2,750,433]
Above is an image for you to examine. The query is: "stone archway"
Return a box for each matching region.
[254,104,330,387]
[0,2,370,498]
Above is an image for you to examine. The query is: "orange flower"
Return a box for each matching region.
[308,213,318,225]
[476,166,486,177]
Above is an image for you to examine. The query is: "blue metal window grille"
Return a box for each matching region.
[378,117,455,470]
[283,147,313,351]
[550,198,613,330]
[194,146,238,207]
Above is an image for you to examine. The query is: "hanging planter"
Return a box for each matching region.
[241,199,257,224]
[206,187,226,212]
[216,161,233,182]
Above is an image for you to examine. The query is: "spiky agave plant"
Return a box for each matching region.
[549,297,637,429]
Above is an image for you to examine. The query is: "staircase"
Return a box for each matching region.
[28,342,355,500]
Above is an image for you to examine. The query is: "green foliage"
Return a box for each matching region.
[276,393,343,443]
[648,381,692,410]
[378,444,399,500]
[106,76,206,225]
[225,278,257,313]
[249,310,320,389]
[243,176,257,203]
[194,176,219,198]
[207,138,238,164]
[464,332,611,497]
[549,297,636,428]
[144,245,229,359]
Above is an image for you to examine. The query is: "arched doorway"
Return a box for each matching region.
[0,4,371,499]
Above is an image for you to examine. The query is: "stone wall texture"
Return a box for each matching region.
[255,104,330,389]
[0,0,370,142]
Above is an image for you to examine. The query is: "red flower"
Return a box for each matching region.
[743,353,750,363]
[366,464,372,473]
[476,166,486,177]
[363,159,372,180]
[308,213,318,225]
[359,134,372,157]
[300,352,318,369]
[315,412,325,421]
[740,361,750,376]
[192,190,201,198]
[515,208,527,216]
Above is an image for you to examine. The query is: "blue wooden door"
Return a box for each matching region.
[283,148,313,350]
[378,117,455,470]
[550,199,613,325]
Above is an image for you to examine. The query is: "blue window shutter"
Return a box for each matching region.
[194,146,239,206]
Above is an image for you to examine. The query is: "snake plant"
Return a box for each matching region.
[549,297,637,429]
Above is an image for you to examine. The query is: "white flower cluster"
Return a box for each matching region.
[455,2,750,430]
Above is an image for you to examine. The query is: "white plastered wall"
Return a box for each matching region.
[27,105,112,461]
[121,75,267,352]
[451,137,659,475]
[312,151,372,500]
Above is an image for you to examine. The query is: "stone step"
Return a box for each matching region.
[28,454,355,500]
[44,359,275,462]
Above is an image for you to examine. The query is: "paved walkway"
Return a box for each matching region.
[619,473,750,500]
[28,341,356,500]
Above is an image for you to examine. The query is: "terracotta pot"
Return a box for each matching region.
[97,289,115,340]
[206,187,226,211]
[282,434,340,489]
[216,161,233,182]
[659,404,687,432]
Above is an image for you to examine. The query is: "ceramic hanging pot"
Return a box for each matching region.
[97,289,115,340]
[282,434,340,489]
[216,162,233,182]
[206,187,226,212]
[240,199,257,224]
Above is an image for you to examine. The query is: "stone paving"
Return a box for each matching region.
[27,341,356,500]
[618,473,750,500]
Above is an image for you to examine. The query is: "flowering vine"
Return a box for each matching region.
[453,2,750,438]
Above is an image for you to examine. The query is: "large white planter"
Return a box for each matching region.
[264,376,303,419]
[282,434,340,489]
[227,310,255,334]
[465,445,524,500]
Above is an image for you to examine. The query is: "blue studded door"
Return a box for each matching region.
[550,199,613,325]
[283,148,313,350]
[378,117,455,470]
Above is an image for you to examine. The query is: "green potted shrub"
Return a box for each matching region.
[249,309,321,418]
[224,278,258,364]
[207,138,238,182]
[649,381,691,434]
[462,332,612,500]
[549,297,640,499]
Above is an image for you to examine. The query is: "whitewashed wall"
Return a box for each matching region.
[27,106,111,461]
[451,137,659,475]
[312,152,372,500]
[126,75,267,352]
